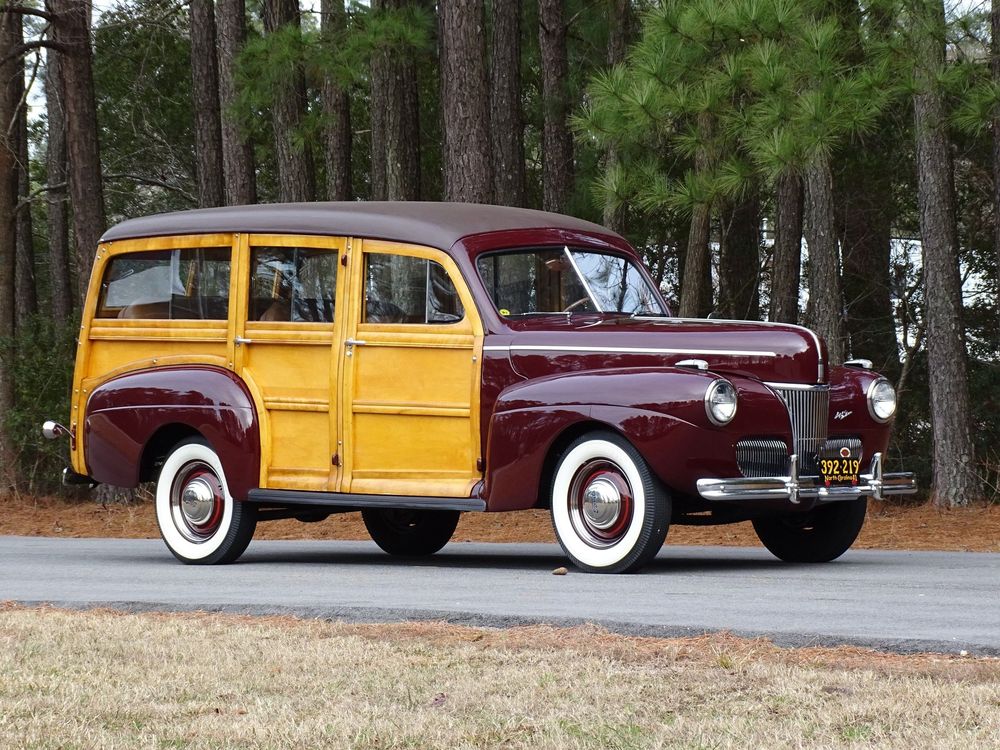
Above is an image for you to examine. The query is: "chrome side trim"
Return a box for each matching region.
[481,344,778,357]
[696,452,917,503]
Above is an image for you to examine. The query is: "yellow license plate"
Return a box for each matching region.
[818,457,861,486]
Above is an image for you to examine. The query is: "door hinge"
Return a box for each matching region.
[476,457,484,472]
[341,254,348,267]
[332,453,340,467]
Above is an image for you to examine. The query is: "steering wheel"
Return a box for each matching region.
[562,297,592,313]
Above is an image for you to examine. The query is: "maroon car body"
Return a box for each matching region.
[48,202,915,571]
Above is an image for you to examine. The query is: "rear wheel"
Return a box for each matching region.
[362,508,460,556]
[550,431,670,573]
[752,499,867,563]
[155,439,256,565]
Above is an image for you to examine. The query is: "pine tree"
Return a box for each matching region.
[190,0,225,208]
[217,0,257,205]
[261,0,316,203]
[909,0,982,505]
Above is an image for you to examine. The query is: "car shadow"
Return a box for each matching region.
[232,543,801,574]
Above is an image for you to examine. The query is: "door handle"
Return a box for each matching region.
[234,336,252,346]
[345,338,367,347]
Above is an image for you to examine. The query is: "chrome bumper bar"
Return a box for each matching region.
[696,452,917,504]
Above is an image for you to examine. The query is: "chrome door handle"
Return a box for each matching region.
[345,338,367,347]
[234,336,252,346]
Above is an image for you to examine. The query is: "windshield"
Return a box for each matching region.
[476,247,666,317]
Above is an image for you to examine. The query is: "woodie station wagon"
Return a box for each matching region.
[44,202,916,573]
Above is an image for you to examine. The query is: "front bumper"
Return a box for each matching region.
[696,452,917,504]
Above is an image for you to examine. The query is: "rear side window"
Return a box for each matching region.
[249,247,338,323]
[363,253,464,324]
[96,248,230,319]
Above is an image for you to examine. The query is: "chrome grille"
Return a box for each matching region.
[768,384,830,472]
[736,438,789,478]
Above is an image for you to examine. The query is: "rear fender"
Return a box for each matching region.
[84,366,260,500]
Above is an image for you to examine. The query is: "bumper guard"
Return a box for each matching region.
[696,452,917,504]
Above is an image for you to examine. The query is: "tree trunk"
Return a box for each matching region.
[190,0,225,208]
[677,112,713,318]
[770,172,803,323]
[45,44,72,324]
[261,0,315,203]
[677,204,712,317]
[803,157,844,363]
[839,172,900,379]
[993,2,1000,313]
[217,0,257,205]
[718,195,760,320]
[369,0,421,201]
[490,0,525,207]
[13,29,36,327]
[440,0,492,203]
[47,0,106,303]
[601,0,633,233]
[912,0,981,506]
[321,0,352,201]
[538,0,572,213]
[0,10,20,490]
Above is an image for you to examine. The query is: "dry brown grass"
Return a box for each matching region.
[3,495,999,553]
[1,605,998,749]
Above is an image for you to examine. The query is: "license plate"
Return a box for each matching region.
[818,447,861,486]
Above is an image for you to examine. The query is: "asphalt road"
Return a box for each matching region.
[2,536,998,655]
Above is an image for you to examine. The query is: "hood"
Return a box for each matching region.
[492,315,826,385]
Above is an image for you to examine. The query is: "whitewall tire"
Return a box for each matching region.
[155,439,256,565]
[550,431,670,573]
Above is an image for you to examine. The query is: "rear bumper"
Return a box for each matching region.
[696,452,917,504]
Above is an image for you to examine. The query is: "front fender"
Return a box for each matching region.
[84,366,260,500]
[482,368,792,510]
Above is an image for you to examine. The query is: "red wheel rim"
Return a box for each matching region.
[567,460,634,548]
[169,461,225,542]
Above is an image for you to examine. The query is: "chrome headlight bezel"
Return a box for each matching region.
[705,378,738,426]
[866,377,896,423]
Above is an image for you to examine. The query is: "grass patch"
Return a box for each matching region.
[0,605,998,749]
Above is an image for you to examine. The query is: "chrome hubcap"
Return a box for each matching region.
[169,461,224,543]
[568,460,634,549]
[180,478,216,526]
[582,478,622,530]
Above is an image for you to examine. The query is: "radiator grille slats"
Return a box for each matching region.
[768,384,830,473]
[736,439,789,478]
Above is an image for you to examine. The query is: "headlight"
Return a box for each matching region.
[705,379,738,426]
[867,377,896,422]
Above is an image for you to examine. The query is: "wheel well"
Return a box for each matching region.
[535,420,626,509]
[139,424,203,482]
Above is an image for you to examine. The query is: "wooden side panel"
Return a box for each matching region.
[343,239,484,497]
[235,234,347,492]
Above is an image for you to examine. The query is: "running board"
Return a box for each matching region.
[246,488,486,512]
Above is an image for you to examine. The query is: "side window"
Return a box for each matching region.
[363,253,464,324]
[96,247,230,320]
[250,246,338,323]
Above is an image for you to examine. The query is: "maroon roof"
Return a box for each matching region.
[100,202,621,251]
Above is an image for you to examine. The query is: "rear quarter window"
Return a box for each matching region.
[96,248,230,320]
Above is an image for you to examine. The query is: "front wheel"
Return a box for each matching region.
[752,498,867,563]
[362,508,460,556]
[550,431,670,573]
[155,438,256,565]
